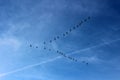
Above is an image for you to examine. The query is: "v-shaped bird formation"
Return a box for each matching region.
[29,16,91,65]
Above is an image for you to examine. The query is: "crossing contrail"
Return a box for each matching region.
[0,38,120,78]
[70,38,120,55]
[0,56,61,77]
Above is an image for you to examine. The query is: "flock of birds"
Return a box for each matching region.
[29,16,91,65]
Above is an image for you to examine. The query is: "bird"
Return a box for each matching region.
[71,57,74,61]
[86,63,88,65]
[63,54,67,57]
[75,59,77,62]
[63,33,65,36]
[49,49,51,51]
[30,44,32,47]
[57,50,59,53]
[73,26,76,30]
[72,58,75,61]
[87,43,90,45]
[44,47,46,50]
[80,20,83,24]
[68,56,72,60]
[60,52,63,55]
[79,20,83,26]
[69,29,72,32]
[82,61,85,63]
[57,36,60,39]
[50,40,52,43]
[36,46,38,48]
[43,42,46,44]
[88,16,91,19]
[66,32,68,35]
[54,37,56,40]
[84,19,87,22]
[76,25,79,28]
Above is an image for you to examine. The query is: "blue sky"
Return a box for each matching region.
[0,0,120,80]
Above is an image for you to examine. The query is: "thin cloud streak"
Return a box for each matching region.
[0,56,61,78]
[70,38,120,55]
[0,38,120,78]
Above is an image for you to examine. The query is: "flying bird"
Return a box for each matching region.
[68,56,72,59]
[57,50,59,53]
[76,25,79,28]
[75,59,77,62]
[80,20,83,24]
[78,20,83,26]
[57,36,60,39]
[63,33,65,36]
[44,47,46,50]
[54,37,56,40]
[30,44,32,47]
[49,49,51,51]
[50,40,52,43]
[43,42,46,44]
[60,52,63,55]
[82,61,85,63]
[73,26,76,30]
[84,19,87,22]
[63,54,67,57]
[72,58,75,61]
[86,63,88,65]
[88,16,91,19]
[69,29,72,32]
[66,32,68,34]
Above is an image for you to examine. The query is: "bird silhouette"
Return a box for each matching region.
[75,59,77,62]
[43,42,46,44]
[63,33,65,36]
[54,37,56,40]
[57,50,59,53]
[49,49,51,51]
[73,27,76,30]
[60,52,63,55]
[69,29,72,32]
[63,54,67,57]
[82,61,85,63]
[44,47,46,50]
[80,20,83,24]
[30,44,32,47]
[88,16,90,19]
[57,36,60,39]
[50,40,52,43]
[79,21,83,26]
[86,63,88,65]
[72,58,75,61]
[76,25,79,28]
[84,19,87,22]
[68,56,72,59]
[66,32,68,34]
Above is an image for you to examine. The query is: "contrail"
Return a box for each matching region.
[0,56,61,77]
[70,38,120,55]
[0,38,120,78]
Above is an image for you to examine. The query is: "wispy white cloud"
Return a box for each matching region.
[51,42,59,50]
[0,36,21,51]
[0,38,120,78]
[79,56,102,63]
[0,56,61,78]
